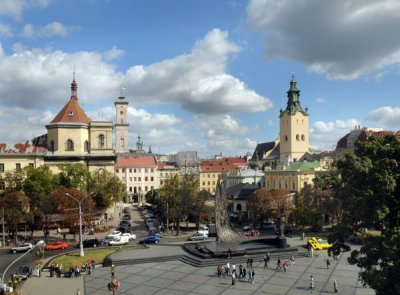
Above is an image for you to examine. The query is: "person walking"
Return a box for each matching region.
[276,257,282,271]
[251,269,255,284]
[217,265,221,277]
[263,255,268,268]
[326,258,331,269]
[249,256,253,268]
[226,262,231,276]
[283,260,288,272]
[232,264,236,275]
[231,271,236,285]
[248,269,252,282]
[247,256,250,267]
[111,264,115,278]
[310,275,315,290]
[290,255,295,266]
[333,279,338,293]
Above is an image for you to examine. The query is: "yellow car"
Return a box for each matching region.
[308,237,332,250]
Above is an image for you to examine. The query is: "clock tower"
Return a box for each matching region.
[114,94,129,153]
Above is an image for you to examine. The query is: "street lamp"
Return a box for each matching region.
[65,192,92,257]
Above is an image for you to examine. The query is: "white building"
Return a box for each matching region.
[222,168,265,190]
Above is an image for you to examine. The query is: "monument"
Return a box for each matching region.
[214,177,244,243]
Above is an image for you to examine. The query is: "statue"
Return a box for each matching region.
[278,212,286,238]
[214,177,244,243]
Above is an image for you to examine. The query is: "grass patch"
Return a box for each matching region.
[52,248,121,269]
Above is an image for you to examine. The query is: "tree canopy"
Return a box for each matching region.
[329,135,400,295]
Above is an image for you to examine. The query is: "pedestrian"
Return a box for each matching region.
[249,256,253,268]
[246,256,250,267]
[111,264,115,278]
[290,255,295,266]
[283,260,288,272]
[231,271,236,285]
[326,258,331,269]
[238,265,243,278]
[310,247,314,257]
[217,265,221,277]
[333,279,338,293]
[263,255,268,268]
[301,231,305,240]
[276,257,282,271]
[227,248,232,259]
[226,262,230,275]
[251,269,255,284]
[310,275,315,290]
[76,289,80,295]
[232,264,236,275]
[248,269,252,282]
[242,267,246,280]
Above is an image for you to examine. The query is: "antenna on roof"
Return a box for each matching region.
[120,85,126,97]
[73,64,76,80]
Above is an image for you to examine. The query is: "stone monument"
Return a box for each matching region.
[214,177,244,243]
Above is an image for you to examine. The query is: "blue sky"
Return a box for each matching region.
[0,0,399,158]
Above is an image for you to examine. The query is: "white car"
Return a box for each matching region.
[109,231,122,237]
[10,243,33,254]
[197,226,209,236]
[121,233,136,240]
[108,235,129,246]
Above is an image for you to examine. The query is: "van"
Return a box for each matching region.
[108,235,129,246]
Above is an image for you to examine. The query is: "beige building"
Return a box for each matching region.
[157,162,180,187]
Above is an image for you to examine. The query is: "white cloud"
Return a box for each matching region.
[21,22,80,38]
[310,119,360,151]
[0,23,12,38]
[246,0,400,80]
[125,28,273,114]
[365,106,400,129]
[0,0,24,20]
[316,97,325,103]
[103,46,125,61]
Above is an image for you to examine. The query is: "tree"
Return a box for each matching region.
[89,169,126,210]
[0,191,29,241]
[329,135,400,294]
[23,165,59,209]
[58,163,90,190]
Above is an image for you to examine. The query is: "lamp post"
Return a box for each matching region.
[65,192,92,257]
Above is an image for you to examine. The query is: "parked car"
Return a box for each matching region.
[81,238,100,248]
[188,233,208,241]
[121,233,136,240]
[197,226,209,236]
[308,237,332,250]
[45,241,69,250]
[242,229,260,237]
[108,235,129,246]
[10,243,33,254]
[109,231,122,237]
[139,236,160,244]
[16,266,32,280]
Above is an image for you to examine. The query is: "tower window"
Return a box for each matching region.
[285,135,288,142]
[84,140,89,152]
[296,134,300,141]
[99,134,105,148]
[120,138,125,147]
[66,139,74,151]
[301,134,305,141]
[68,111,74,116]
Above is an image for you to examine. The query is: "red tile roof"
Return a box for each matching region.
[116,155,157,168]
[199,159,241,173]
[0,140,47,154]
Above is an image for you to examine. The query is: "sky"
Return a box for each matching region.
[0,0,399,158]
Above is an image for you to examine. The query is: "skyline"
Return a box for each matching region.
[0,0,400,158]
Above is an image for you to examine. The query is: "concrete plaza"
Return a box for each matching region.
[83,241,374,295]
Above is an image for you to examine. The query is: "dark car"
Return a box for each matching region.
[81,238,100,248]
[120,220,131,227]
[139,236,160,244]
[16,266,32,280]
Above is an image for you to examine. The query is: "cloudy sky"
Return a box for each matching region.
[0,0,399,158]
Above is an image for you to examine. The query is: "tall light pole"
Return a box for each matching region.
[65,192,92,257]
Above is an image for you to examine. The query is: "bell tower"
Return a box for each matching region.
[279,75,309,164]
[114,92,129,153]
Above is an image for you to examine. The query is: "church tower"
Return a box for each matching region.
[114,94,129,153]
[279,75,309,163]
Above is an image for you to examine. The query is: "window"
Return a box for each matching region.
[134,177,137,181]
[134,169,137,173]
[120,138,125,147]
[160,180,163,185]
[0,181,4,190]
[160,173,163,177]
[150,177,154,181]
[285,135,288,142]
[122,169,125,173]
[16,163,21,171]
[145,186,148,192]
[138,177,141,181]
[134,187,137,193]
[151,186,154,190]
[129,187,132,192]
[29,163,34,168]
[0,163,4,172]
[208,181,210,185]
[301,134,305,141]
[115,169,119,173]
[129,169,132,173]
[84,140,89,152]
[49,141,55,152]
[145,176,148,181]
[66,139,74,151]
[202,181,205,185]
[145,169,148,173]
[99,134,105,148]
[129,177,132,181]
[296,134,300,141]
[151,169,154,173]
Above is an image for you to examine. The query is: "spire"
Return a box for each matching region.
[136,134,143,150]
[71,72,78,99]
[284,74,304,115]
[148,145,152,153]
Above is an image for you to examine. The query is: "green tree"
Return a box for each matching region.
[0,191,29,241]
[329,135,400,294]
[89,169,126,210]
[23,165,59,209]
[58,163,90,190]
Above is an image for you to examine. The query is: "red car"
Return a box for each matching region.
[45,241,69,250]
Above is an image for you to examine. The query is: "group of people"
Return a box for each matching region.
[49,260,95,278]
[216,262,256,285]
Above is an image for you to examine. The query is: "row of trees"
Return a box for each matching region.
[146,174,213,235]
[0,164,126,239]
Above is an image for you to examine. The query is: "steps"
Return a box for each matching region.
[112,254,184,266]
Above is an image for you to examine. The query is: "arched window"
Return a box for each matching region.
[296,134,300,141]
[120,138,125,147]
[236,204,242,212]
[285,135,288,142]
[49,140,55,152]
[66,139,74,151]
[98,134,105,148]
[84,140,89,152]
[301,134,305,141]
